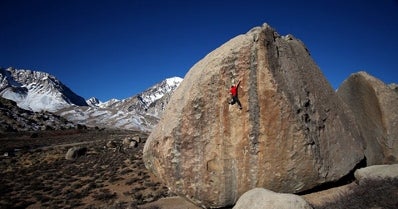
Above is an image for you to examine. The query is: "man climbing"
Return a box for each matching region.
[229,80,242,110]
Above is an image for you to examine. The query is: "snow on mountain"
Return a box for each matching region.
[58,77,183,132]
[123,76,183,114]
[1,67,183,131]
[0,67,88,112]
[86,97,103,107]
[99,98,120,108]
[138,76,183,108]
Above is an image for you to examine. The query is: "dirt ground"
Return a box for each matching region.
[0,129,170,209]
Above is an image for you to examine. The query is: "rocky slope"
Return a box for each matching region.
[0,97,76,132]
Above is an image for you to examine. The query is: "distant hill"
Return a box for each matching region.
[0,97,76,132]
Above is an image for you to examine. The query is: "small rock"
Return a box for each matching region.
[65,147,87,160]
[122,137,131,147]
[132,136,141,143]
[129,140,138,148]
[106,140,117,148]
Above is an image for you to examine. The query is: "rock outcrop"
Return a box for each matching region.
[337,72,398,165]
[143,23,364,208]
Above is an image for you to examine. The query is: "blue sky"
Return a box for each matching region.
[1,0,397,101]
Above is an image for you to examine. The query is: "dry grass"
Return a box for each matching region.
[2,129,396,209]
[0,129,170,209]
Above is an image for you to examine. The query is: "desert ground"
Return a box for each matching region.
[0,129,171,209]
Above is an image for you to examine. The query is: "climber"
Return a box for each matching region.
[228,80,242,109]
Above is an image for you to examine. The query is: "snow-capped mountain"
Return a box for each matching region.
[109,77,182,114]
[58,77,183,132]
[0,67,183,131]
[0,67,87,112]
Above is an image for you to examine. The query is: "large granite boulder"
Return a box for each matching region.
[337,72,398,165]
[143,23,364,208]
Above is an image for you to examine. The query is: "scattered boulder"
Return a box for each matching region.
[132,136,141,143]
[354,164,398,184]
[65,147,87,160]
[129,140,138,148]
[106,140,117,148]
[143,23,364,208]
[123,137,132,147]
[233,188,312,209]
[122,136,140,148]
[337,72,398,165]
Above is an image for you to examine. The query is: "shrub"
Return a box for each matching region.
[92,189,117,202]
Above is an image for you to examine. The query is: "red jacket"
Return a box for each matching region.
[230,81,240,96]
[230,86,237,96]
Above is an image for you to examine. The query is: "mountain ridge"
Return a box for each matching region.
[0,67,182,131]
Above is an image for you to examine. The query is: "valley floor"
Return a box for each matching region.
[0,129,170,209]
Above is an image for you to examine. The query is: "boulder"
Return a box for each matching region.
[132,136,141,143]
[129,140,138,148]
[123,137,132,147]
[65,147,87,160]
[354,164,398,184]
[337,72,398,165]
[143,23,364,208]
[106,140,117,148]
[233,188,312,209]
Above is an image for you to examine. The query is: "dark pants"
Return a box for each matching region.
[229,95,242,108]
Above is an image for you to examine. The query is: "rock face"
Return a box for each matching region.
[337,72,398,165]
[143,23,364,208]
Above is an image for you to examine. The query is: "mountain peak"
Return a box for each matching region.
[86,97,101,107]
[0,67,88,112]
[165,76,183,86]
[58,76,183,131]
